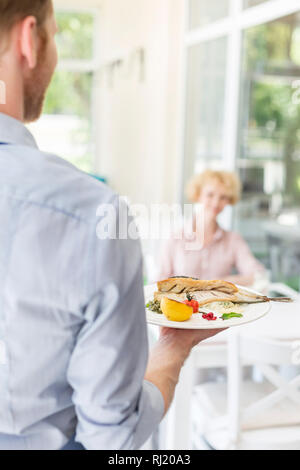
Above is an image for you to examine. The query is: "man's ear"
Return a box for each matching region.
[19,16,39,69]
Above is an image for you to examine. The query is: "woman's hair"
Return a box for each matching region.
[186,170,241,205]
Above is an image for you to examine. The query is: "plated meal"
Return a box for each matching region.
[145,277,292,329]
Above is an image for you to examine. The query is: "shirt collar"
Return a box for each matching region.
[0,113,38,149]
[182,224,226,243]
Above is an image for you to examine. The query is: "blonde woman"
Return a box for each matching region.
[158,170,265,286]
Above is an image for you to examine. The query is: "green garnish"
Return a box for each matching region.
[146,300,162,314]
[221,312,243,321]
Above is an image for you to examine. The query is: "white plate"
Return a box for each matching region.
[145,284,272,330]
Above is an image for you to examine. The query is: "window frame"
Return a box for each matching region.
[49,5,101,173]
[181,0,300,226]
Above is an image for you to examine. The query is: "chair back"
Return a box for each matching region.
[227,332,300,448]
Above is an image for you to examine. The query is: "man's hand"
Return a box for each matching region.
[145,326,226,416]
[159,326,226,354]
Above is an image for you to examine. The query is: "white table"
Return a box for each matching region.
[151,283,300,449]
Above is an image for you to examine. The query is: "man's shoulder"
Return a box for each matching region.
[1,144,117,223]
[36,150,118,223]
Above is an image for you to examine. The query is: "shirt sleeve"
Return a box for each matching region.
[232,232,265,277]
[67,197,164,450]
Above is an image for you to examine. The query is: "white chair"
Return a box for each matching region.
[160,339,228,450]
[193,333,300,450]
[159,283,300,450]
[269,282,300,301]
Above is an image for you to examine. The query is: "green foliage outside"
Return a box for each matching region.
[43,12,95,173]
[44,71,92,119]
[55,12,94,61]
[241,17,300,202]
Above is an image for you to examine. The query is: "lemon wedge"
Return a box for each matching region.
[160,297,193,322]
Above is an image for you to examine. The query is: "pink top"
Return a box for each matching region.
[158,226,265,281]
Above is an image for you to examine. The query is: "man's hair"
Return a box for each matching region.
[0,0,51,36]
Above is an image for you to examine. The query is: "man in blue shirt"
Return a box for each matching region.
[0,0,222,450]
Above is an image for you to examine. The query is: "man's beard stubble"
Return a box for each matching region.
[23,34,52,123]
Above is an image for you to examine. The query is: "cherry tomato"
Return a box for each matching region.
[184,299,199,313]
[202,312,217,321]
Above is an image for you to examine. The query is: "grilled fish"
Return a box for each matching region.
[154,277,292,307]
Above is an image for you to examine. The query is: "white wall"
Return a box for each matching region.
[94,0,185,206]
[54,0,185,206]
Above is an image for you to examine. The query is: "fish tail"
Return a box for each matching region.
[267,297,293,302]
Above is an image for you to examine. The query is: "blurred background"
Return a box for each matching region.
[29,0,300,291]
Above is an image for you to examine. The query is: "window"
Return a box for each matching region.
[184,37,228,186]
[183,1,300,288]
[236,12,300,286]
[55,11,94,61]
[188,0,229,30]
[29,10,97,173]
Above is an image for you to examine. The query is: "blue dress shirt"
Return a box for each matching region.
[0,113,164,450]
